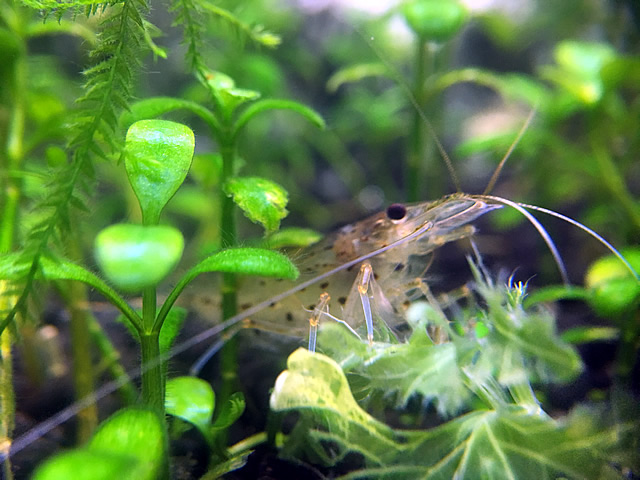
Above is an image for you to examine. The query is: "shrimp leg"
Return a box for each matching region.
[308,293,330,352]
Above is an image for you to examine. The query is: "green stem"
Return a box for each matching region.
[0,312,14,480]
[218,138,239,417]
[141,287,164,413]
[407,38,426,202]
[66,279,99,442]
[0,23,27,480]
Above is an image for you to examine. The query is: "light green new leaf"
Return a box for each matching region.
[224,177,288,233]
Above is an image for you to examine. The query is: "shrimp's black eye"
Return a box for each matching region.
[386,203,407,220]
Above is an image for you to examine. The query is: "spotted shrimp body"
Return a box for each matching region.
[186,195,500,363]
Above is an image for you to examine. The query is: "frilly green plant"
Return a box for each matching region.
[268,261,635,478]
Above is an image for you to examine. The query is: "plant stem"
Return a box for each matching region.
[0,291,15,480]
[141,287,164,413]
[407,37,427,202]
[218,139,240,422]
[66,280,98,442]
[0,25,27,479]
[61,237,99,442]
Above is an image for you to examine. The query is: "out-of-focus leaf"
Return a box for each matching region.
[34,408,166,480]
[94,224,184,292]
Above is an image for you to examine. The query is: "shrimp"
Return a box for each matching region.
[185,195,501,371]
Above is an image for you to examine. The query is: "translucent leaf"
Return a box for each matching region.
[166,377,214,435]
[124,120,195,224]
[271,350,614,478]
[317,322,471,416]
[224,177,288,233]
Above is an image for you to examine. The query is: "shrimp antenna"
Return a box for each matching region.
[478,194,570,285]
[518,202,640,281]
[483,106,537,195]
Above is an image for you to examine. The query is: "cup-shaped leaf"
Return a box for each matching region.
[125,120,195,225]
[224,176,288,233]
[95,224,184,292]
[402,0,468,43]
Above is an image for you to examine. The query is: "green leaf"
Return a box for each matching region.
[402,0,469,42]
[94,224,184,293]
[469,264,582,384]
[191,247,298,279]
[320,322,471,416]
[541,41,617,106]
[166,377,214,436]
[270,349,399,464]
[159,307,187,353]
[259,227,323,249]
[271,350,614,478]
[233,99,325,138]
[119,97,219,133]
[203,71,260,116]
[32,450,139,480]
[210,392,245,432]
[156,247,298,325]
[327,63,389,92]
[124,120,195,225]
[34,408,166,480]
[561,326,619,344]
[30,254,142,331]
[224,177,289,233]
[584,247,640,316]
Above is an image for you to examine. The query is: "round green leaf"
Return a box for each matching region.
[125,120,195,225]
[32,450,139,480]
[402,0,468,42]
[95,224,184,292]
[585,248,640,317]
[224,177,288,233]
[166,376,214,434]
[88,407,166,480]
